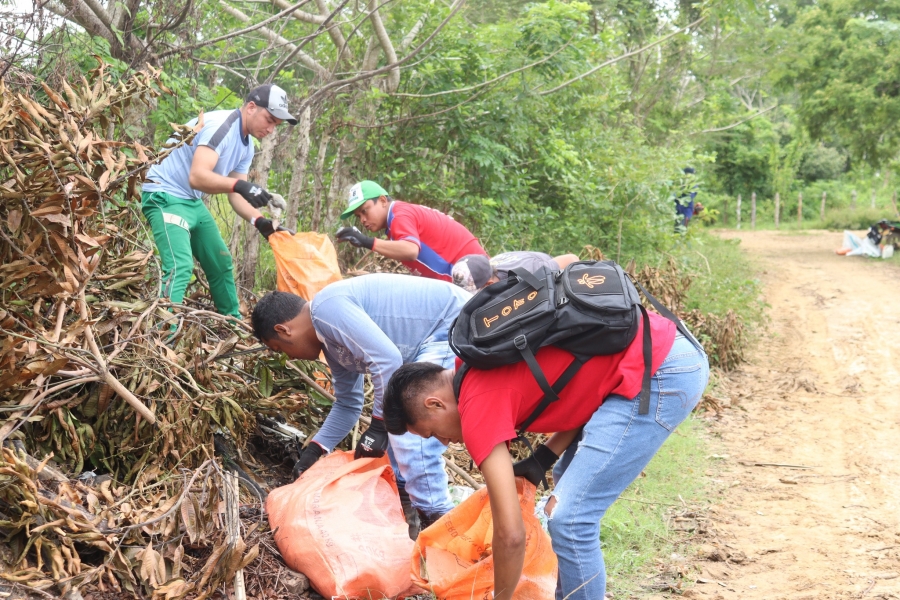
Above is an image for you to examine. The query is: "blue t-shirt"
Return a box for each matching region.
[308,274,471,449]
[143,109,254,200]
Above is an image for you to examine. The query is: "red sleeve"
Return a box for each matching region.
[387,205,421,248]
[459,388,519,467]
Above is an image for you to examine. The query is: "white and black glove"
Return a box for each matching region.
[355,417,388,458]
[253,217,288,240]
[336,226,375,250]
[292,442,326,480]
[233,180,273,208]
[512,444,559,489]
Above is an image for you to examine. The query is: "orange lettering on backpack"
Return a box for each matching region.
[483,315,499,328]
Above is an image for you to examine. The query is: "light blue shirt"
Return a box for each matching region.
[309,273,470,449]
[143,109,254,200]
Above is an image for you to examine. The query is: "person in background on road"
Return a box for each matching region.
[141,84,296,317]
[451,251,580,294]
[334,180,487,281]
[674,166,700,234]
[383,318,709,600]
[250,275,471,537]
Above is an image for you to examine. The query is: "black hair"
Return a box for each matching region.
[251,291,307,342]
[384,362,447,435]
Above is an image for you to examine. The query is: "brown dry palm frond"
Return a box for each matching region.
[0,62,323,599]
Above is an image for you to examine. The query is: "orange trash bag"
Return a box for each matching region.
[266,451,414,599]
[268,230,342,300]
[412,478,557,600]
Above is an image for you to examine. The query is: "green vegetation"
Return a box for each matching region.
[603,416,713,597]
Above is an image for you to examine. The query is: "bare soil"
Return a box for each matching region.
[688,230,900,600]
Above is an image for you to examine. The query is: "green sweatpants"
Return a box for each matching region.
[141,191,241,318]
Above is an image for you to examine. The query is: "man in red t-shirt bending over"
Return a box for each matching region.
[383,313,709,600]
[335,180,487,281]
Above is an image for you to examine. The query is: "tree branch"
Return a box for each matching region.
[689,104,777,135]
[538,15,706,96]
[266,0,349,82]
[391,38,572,98]
[399,14,426,52]
[367,0,399,92]
[314,0,351,63]
[298,0,466,111]
[156,0,318,61]
[217,1,327,76]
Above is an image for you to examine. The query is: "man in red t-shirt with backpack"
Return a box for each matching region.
[383,312,709,600]
[334,180,487,281]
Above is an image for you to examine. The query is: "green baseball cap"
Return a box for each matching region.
[340,180,389,219]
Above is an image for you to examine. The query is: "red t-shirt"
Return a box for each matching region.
[457,311,677,466]
[385,201,486,281]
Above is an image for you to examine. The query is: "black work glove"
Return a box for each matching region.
[355,417,388,458]
[233,180,273,208]
[253,217,289,240]
[512,444,559,488]
[292,442,326,480]
[336,226,375,250]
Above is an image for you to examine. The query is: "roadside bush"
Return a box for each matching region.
[817,207,897,231]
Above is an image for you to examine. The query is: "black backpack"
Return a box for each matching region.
[449,260,701,434]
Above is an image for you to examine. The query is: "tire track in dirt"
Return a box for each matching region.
[688,230,900,600]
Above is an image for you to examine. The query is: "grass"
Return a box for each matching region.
[602,416,713,598]
[680,231,767,324]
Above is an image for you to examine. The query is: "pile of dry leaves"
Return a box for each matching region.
[0,63,331,599]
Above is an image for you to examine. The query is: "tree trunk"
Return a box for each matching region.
[871,189,876,209]
[820,191,827,221]
[797,192,802,226]
[323,141,347,232]
[736,194,741,229]
[751,192,756,229]
[238,132,278,295]
[850,189,857,210]
[286,106,313,230]
[774,192,780,228]
[311,132,332,231]
[722,197,728,226]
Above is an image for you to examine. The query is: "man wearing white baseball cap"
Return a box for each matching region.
[142,84,296,317]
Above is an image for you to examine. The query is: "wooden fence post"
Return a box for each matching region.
[774,192,780,228]
[751,192,757,229]
[798,192,803,226]
[736,194,742,229]
[851,189,857,210]
[820,191,827,221]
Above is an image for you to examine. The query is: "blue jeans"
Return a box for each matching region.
[548,334,709,599]
[386,340,455,515]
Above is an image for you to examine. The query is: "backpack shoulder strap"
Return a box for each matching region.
[517,355,585,434]
[452,363,470,400]
[509,267,544,290]
[632,279,703,351]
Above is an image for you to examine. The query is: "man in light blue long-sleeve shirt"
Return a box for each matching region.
[251,274,470,530]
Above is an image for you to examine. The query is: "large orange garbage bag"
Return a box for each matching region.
[412,478,557,600]
[268,230,342,300]
[266,451,414,599]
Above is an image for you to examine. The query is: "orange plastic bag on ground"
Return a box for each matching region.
[269,230,342,300]
[412,478,557,600]
[266,451,414,599]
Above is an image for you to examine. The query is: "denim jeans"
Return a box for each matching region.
[548,334,710,599]
[386,339,455,515]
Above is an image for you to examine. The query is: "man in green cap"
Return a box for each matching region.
[142,84,295,317]
[335,180,487,281]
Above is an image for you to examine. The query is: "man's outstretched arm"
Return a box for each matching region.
[480,443,526,600]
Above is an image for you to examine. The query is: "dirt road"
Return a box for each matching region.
[689,230,900,600]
